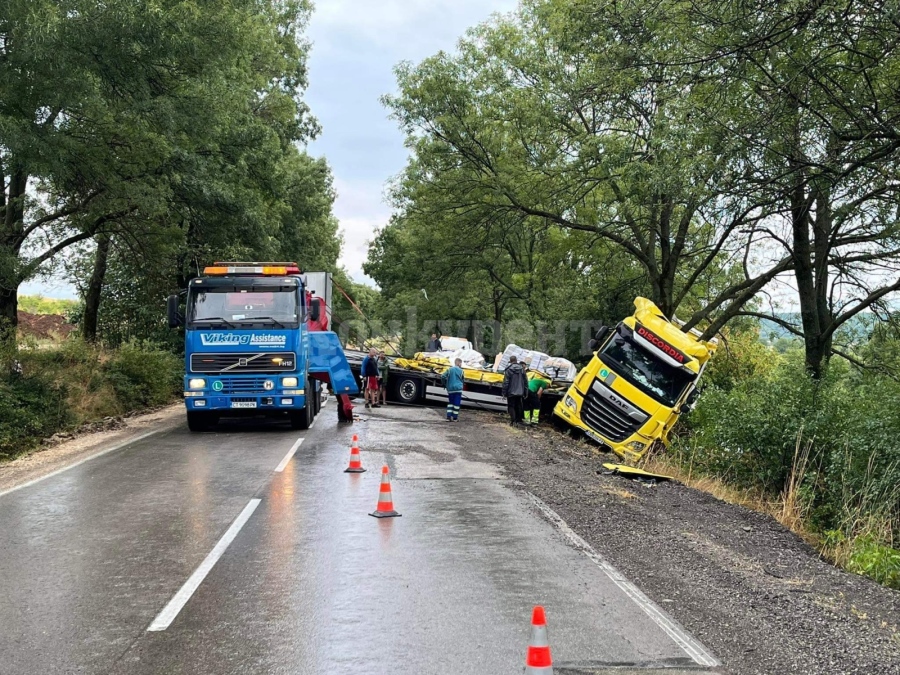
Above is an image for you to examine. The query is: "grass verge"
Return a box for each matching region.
[643,442,900,590]
[1,338,181,461]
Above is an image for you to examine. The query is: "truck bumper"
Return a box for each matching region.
[553,393,652,462]
[184,393,307,412]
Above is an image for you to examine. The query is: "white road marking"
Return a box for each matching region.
[527,493,720,667]
[0,429,163,498]
[275,438,304,472]
[147,498,261,632]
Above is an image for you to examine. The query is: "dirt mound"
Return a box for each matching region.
[17,311,76,339]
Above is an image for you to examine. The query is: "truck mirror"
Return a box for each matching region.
[167,295,183,328]
[310,297,321,323]
[594,326,609,343]
[588,339,598,352]
[683,388,701,412]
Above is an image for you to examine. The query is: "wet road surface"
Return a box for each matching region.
[0,402,720,674]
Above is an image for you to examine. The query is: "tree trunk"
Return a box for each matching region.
[0,285,19,350]
[82,234,111,342]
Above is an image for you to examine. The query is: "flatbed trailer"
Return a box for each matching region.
[344,349,569,417]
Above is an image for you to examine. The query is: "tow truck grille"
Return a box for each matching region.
[219,378,272,395]
[190,352,295,374]
[582,381,647,442]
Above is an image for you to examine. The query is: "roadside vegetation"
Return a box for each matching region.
[1,337,180,461]
[642,328,900,590]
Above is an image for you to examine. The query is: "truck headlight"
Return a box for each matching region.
[282,377,298,387]
[564,395,577,410]
[626,440,646,453]
[188,378,206,390]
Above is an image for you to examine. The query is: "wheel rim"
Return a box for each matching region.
[399,380,417,402]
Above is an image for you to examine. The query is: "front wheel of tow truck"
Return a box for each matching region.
[290,381,314,430]
[186,411,218,432]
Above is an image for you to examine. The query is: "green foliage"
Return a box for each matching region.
[677,326,900,588]
[0,373,70,460]
[17,295,78,316]
[1,339,182,460]
[847,536,900,590]
[104,341,181,409]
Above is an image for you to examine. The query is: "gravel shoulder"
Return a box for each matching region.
[0,403,183,494]
[452,410,900,675]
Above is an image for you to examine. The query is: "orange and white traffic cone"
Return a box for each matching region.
[369,465,401,518]
[525,605,553,674]
[344,434,366,473]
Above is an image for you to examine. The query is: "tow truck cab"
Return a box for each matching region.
[553,298,717,462]
[169,262,358,432]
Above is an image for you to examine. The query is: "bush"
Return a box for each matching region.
[104,340,181,410]
[0,338,182,460]
[676,330,900,589]
[0,374,70,460]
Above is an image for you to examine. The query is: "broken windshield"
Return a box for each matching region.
[599,332,695,407]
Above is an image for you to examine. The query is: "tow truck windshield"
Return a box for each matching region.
[187,287,299,328]
[599,329,695,407]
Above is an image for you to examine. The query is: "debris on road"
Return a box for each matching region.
[601,463,674,482]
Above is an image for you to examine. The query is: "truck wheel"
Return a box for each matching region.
[393,376,421,404]
[187,411,217,432]
[290,381,314,430]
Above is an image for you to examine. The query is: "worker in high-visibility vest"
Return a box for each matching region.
[524,373,551,425]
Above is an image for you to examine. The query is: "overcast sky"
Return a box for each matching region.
[23,0,516,299]
[304,0,516,285]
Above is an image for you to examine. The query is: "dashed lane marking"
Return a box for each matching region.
[275,438,305,472]
[147,498,261,632]
[527,493,720,668]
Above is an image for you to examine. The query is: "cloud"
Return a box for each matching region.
[306,0,517,285]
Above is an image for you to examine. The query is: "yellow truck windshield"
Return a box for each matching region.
[600,331,695,407]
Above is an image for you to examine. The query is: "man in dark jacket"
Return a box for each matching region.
[360,348,381,409]
[426,333,442,352]
[502,355,528,426]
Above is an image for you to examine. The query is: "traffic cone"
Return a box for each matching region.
[525,605,553,674]
[369,465,401,518]
[344,434,366,473]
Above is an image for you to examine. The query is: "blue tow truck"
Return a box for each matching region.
[167,262,358,432]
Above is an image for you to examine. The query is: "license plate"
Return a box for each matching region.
[231,401,257,409]
[585,429,606,444]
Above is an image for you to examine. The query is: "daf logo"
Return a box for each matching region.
[263,380,275,391]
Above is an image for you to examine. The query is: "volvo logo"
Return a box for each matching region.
[263,380,275,391]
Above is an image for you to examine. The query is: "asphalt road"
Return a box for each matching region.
[0,402,721,674]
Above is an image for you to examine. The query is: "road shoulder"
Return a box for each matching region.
[455,411,900,675]
[0,404,183,495]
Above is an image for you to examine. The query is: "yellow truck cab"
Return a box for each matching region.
[553,298,717,462]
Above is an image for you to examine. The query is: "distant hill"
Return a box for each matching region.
[757,313,876,345]
[17,294,78,316]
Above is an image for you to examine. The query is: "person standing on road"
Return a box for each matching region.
[502,355,528,427]
[524,373,551,426]
[361,348,381,409]
[441,358,465,421]
[378,351,389,406]
[426,332,443,352]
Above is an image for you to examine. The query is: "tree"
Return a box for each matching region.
[0,0,316,346]
[383,0,789,344]
[684,0,900,377]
